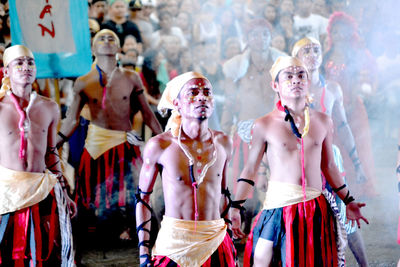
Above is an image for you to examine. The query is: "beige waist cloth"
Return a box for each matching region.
[84,123,127,160]
[0,165,58,215]
[152,216,227,267]
[263,180,322,210]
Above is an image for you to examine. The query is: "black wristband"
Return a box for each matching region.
[232,199,246,211]
[396,165,400,175]
[333,184,346,193]
[237,178,255,186]
[343,191,355,205]
[58,132,69,142]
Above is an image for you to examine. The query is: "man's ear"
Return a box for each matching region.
[271,80,279,93]
[3,66,8,77]
[173,98,179,109]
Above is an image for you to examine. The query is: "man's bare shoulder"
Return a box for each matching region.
[145,131,175,151]
[254,110,279,129]
[36,94,60,111]
[211,130,231,145]
[121,67,141,82]
[73,69,96,93]
[310,108,332,126]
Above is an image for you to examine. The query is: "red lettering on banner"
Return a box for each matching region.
[38,22,55,38]
[37,1,55,38]
[39,5,52,19]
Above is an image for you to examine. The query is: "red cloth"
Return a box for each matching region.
[0,191,60,266]
[243,195,338,267]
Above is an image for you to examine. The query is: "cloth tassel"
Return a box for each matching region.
[54,183,75,267]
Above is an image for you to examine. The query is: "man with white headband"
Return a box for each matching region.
[56,29,162,260]
[136,71,237,267]
[293,36,369,267]
[0,45,76,266]
[231,56,368,266]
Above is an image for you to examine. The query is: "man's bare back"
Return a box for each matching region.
[0,93,60,173]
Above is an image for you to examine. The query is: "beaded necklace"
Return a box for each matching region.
[177,125,217,225]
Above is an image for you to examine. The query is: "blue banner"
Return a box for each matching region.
[9,0,92,78]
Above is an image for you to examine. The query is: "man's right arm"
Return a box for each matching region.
[231,120,266,239]
[136,136,162,266]
[56,79,87,148]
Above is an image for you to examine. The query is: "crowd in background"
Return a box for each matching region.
[0,0,397,139]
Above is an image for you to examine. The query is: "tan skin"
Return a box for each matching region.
[0,56,77,218]
[57,33,161,146]
[297,43,367,183]
[221,26,277,134]
[136,78,233,265]
[231,65,368,267]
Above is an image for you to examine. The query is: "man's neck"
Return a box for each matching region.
[250,49,270,71]
[298,10,311,18]
[181,119,210,141]
[112,15,126,24]
[96,56,118,74]
[10,85,32,103]
[281,97,307,116]
[310,69,320,87]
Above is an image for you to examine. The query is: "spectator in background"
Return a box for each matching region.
[133,0,157,52]
[263,4,278,29]
[248,0,267,18]
[141,49,170,129]
[271,33,287,53]
[175,11,193,45]
[222,37,242,63]
[194,39,223,130]
[293,0,328,42]
[159,34,181,79]
[323,12,377,198]
[150,10,187,49]
[90,0,108,25]
[312,0,330,18]
[102,0,143,49]
[276,12,295,52]
[192,1,221,48]
[1,13,10,47]
[279,0,295,16]
[177,47,194,74]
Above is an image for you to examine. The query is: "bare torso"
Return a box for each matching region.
[259,109,330,190]
[148,130,230,220]
[236,63,275,121]
[0,93,58,172]
[76,67,143,131]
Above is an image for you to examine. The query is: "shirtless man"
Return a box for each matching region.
[292,37,369,267]
[221,19,285,236]
[231,56,368,266]
[221,18,285,134]
[0,45,76,266]
[57,29,161,257]
[136,72,236,267]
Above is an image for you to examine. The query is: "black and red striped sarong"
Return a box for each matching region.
[74,141,142,241]
[244,195,338,267]
[0,192,60,267]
